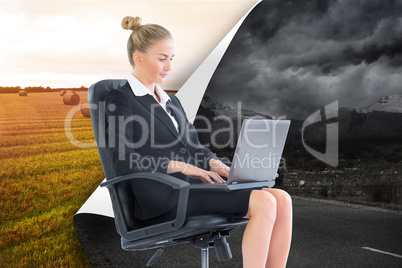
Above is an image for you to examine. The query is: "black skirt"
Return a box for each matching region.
[142,187,255,226]
[186,188,254,219]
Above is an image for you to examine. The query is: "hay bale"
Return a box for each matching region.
[80,97,91,117]
[60,90,67,96]
[19,90,28,96]
[63,91,80,105]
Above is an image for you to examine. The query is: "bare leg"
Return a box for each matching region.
[262,188,293,268]
[242,190,277,268]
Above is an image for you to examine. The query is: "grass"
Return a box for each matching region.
[0,92,101,267]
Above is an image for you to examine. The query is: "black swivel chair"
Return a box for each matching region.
[88,79,273,267]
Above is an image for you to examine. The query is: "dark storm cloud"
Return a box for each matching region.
[204,0,402,119]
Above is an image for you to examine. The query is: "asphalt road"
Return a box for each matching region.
[286,197,402,268]
[82,196,402,267]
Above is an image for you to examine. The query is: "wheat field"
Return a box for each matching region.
[0,92,102,267]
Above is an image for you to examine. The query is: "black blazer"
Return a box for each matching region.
[105,82,217,220]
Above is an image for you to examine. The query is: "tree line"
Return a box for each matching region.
[0,86,88,93]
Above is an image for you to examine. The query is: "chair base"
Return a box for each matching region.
[146,248,164,266]
[201,248,209,268]
[197,235,232,268]
[146,230,233,267]
[121,215,247,251]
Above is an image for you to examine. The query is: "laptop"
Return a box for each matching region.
[190,119,291,191]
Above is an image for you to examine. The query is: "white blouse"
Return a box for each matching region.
[127,74,179,132]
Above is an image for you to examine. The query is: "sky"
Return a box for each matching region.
[0,0,258,89]
[205,0,402,120]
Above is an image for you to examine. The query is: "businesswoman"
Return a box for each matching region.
[105,16,292,268]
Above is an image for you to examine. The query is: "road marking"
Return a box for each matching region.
[362,247,402,259]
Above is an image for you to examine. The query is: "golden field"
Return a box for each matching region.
[0,92,101,267]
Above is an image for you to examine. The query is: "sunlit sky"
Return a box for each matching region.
[0,0,258,89]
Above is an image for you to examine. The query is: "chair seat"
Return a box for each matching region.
[122,215,248,251]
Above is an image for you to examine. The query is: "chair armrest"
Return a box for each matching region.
[100,172,190,241]
[100,172,189,189]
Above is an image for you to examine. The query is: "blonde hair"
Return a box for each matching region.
[121,16,172,67]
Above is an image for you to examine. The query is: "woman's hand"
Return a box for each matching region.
[167,160,225,184]
[209,158,230,179]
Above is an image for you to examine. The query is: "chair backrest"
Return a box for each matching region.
[88,79,127,180]
[89,79,153,230]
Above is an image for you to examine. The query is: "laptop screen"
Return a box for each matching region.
[227,119,290,184]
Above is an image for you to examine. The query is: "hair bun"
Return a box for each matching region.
[121,16,142,31]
